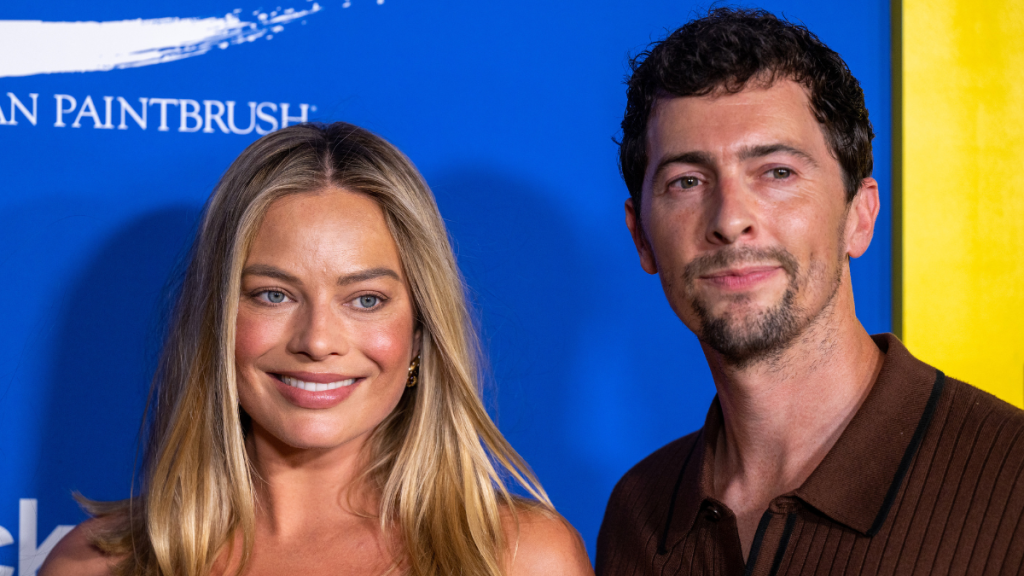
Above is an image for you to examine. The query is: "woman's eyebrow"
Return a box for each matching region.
[241,265,400,285]
[242,264,299,283]
[337,267,400,285]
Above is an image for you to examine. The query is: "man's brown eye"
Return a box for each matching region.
[677,176,699,188]
[772,168,792,179]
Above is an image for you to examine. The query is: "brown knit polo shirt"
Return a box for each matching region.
[596,333,1024,576]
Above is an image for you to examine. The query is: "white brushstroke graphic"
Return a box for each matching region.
[0,4,322,78]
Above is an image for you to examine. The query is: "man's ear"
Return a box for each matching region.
[625,198,659,274]
[845,177,880,259]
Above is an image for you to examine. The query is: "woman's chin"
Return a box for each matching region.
[249,420,370,455]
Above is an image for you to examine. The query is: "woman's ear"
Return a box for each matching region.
[412,325,422,358]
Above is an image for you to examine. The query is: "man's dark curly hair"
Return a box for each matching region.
[620,7,874,209]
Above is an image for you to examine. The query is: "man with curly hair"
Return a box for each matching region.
[597,8,1024,575]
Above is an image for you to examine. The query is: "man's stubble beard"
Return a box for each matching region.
[684,245,843,369]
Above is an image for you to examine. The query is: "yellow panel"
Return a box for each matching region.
[903,0,1024,406]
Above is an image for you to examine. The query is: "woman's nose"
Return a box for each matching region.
[288,299,349,360]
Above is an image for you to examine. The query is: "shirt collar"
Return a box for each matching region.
[795,333,944,535]
[664,333,944,543]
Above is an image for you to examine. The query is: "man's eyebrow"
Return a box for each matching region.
[653,151,716,181]
[242,264,299,283]
[337,267,400,285]
[738,143,818,166]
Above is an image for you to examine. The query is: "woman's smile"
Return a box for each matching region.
[271,373,364,410]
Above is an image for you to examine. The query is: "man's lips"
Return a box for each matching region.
[699,266,782,290]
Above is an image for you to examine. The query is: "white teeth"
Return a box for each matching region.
[279,375,356,391]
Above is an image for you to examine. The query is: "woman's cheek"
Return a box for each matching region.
[363,313,416,369]
[235,307,280,365]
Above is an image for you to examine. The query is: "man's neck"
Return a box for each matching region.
[704,289,885,558]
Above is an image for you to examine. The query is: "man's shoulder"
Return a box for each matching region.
[942,374,1024,430]
[891,373,1024,564]
[881,334,1024,454]
[916,373,1024,507]
[603,429,702,515]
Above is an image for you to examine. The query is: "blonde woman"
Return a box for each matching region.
[41,122,593,576]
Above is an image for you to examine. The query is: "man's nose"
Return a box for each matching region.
[288,299,349,360]
[705,175,757,245]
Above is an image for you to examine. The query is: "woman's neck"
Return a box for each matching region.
[245,425,377,539]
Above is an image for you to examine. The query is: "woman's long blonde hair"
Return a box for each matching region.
[87,122,552,576]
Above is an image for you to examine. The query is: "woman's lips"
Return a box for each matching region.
[270,372,363,409]
[700,266,782,290]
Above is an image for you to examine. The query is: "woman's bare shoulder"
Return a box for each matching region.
[503,504,594,576]
[38,517,119,576]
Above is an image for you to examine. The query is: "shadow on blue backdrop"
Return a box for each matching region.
[36,206,200,517]
[432,168,593,491]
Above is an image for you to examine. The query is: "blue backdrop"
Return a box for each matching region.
[0,0,891,570]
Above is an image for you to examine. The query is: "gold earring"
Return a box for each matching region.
[406,355,421,388]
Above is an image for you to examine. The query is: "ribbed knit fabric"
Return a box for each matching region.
[596,334,1024,576]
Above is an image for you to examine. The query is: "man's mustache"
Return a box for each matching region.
[682,246,799,284]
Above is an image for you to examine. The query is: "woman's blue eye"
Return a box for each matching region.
[356,295,380,309]
[265,291,286,304]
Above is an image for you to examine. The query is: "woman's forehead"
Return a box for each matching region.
[249,189,402,277]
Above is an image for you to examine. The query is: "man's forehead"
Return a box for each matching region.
[646,80,820,154]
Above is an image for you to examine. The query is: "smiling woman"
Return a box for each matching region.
[38,122,592,576]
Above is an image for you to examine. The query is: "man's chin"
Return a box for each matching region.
[700,323,780,363]
[693,301,801,368]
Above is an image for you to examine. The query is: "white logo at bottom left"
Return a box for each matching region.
[0,500,74,576]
